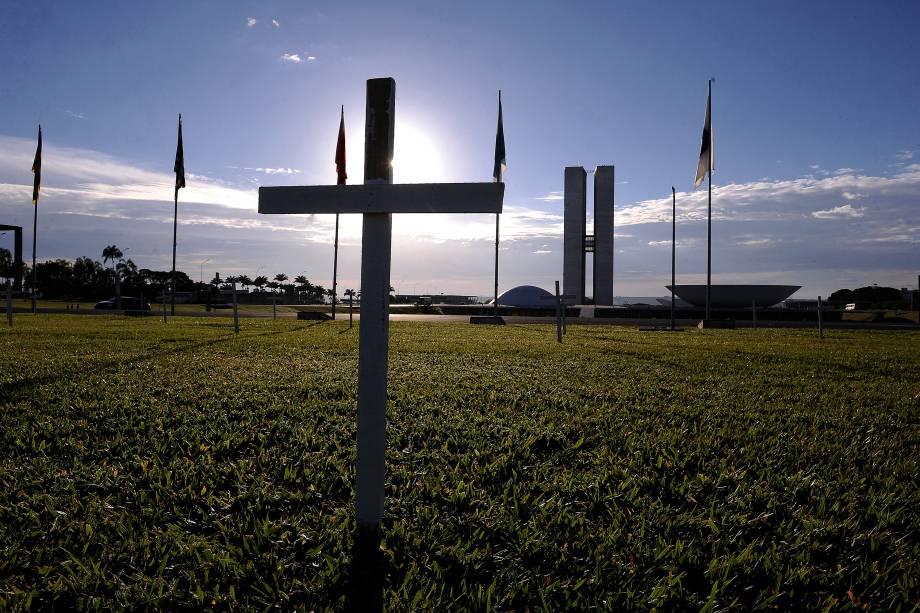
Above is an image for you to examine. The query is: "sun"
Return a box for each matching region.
[391,121,445,184]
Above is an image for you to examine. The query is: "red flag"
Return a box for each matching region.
[335,106,346,185]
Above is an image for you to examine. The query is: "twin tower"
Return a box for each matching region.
[563,166,614,305]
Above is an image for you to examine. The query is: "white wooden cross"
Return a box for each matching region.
[259,77,503,601]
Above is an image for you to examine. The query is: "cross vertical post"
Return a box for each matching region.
[352,77,395,608]
[256,77,503,610]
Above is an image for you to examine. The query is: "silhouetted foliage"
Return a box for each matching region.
[0,248,12,280]
[828,286,908,308]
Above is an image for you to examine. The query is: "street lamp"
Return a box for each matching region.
[200,258,211,284]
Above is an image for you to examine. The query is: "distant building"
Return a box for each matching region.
[563,166,614,305]
[492,285,555,308]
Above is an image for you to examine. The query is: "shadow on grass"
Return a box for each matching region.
[0,321,325,401]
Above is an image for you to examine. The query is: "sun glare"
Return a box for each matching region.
[391,121,445,184]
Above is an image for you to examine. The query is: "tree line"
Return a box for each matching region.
[0,245,336,304]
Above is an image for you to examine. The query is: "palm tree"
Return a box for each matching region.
[253,275,268,293]
[294,275,308,301]
[101,245,123,269]
[274,273,288,284]
[101,245,123,304]
[237,275,252,292]
[267,281,279,294]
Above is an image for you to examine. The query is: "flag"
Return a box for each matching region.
[493,91,506,182]
[335,105,347,185]
[694,88,712,188]
[174,114,185,194]
[31,125,42,205]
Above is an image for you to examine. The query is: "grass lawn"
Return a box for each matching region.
[0,315,917,609]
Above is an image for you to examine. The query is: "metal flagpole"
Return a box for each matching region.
[705,79,712,321]
[171,187,178,316]
[671,186,676,331]
[332,214,339,320]
[31,201,37,314]
[494,212,500,317]
[492,90,504,320]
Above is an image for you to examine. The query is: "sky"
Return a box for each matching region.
[0,1,918,298]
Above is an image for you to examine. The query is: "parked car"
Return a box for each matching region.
[415,296,433,307]
[94,296,151,311]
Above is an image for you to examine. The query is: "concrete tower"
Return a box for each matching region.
[593,166,614,305]
[562,165,614,305]
[563,167,587,303]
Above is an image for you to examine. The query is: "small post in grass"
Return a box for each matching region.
[161,289,167,323]
[752,299,757,329]
[349,292,354,329]
[6,279,12,328]
[555,280,563,343]
[232,282,240,334]
[115,266,122,312]
[272,294,277,320]
[817,295,824,339]
[561,296,568,336]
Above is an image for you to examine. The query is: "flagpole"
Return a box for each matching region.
[494,211,500,317]
[705,78,712,321]
[493,90,503,318]
[332,213,339,319]
[333,105,346,321]
[671,186,676,331]
[31,199,37,314]
[171,186,178,316]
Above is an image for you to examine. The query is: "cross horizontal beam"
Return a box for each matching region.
[259,182,504,215]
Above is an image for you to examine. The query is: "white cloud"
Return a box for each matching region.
[736,238,773,247]
[841,191,861,201]
[63,109,88,121]
[271,19,280,27]
[306,56,317,62]
[246,17,257,27]
[532,250,552,255]
[280,53,302,63]
[535,191,563,201]
[832,167,860,176]
[811,204,866,219]
[895,149,914,161]
[244,167,301,175]
[647,238,698,248]
[0,135,255,210]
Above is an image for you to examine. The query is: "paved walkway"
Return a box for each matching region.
[11,306,919,330]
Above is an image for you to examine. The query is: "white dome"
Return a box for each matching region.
[495,285,555,308]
